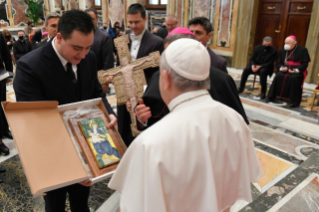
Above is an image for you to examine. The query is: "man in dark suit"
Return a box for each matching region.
[0,33,13,183]
[238,36,277,99]
[108,3,163,147]
[13,30,32,62]
[156,14,178,39]
[13,10,117,212]
[188,17,228,73]
[36,12,61,49]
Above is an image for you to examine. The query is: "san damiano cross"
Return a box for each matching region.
[98,35,160,137]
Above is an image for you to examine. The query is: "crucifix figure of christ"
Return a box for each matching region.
[97,35,160,137]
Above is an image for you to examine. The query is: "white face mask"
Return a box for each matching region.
[284,44,291,50]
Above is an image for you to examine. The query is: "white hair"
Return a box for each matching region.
[160,51,210,91]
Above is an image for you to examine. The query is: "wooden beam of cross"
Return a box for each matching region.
[97,35,160,137]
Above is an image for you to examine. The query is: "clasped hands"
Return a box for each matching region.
[251,65,261,73]
[126,99,151,123]
[281,67,296,74]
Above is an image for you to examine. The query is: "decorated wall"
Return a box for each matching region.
[168,0,238,57]
[0,0,44,27]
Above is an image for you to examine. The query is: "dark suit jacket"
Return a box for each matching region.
[129,30,164,83]
[13,39,115,115]
[207,47,228,73]
[36,39,48,49]
[249,45,277,75]
[91,27,115,70]
[0,34,13,72]
[13,39,32,61]
[156,27,168,40]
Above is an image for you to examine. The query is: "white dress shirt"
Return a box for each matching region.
[52,37,78,79]
[130,30,146,61]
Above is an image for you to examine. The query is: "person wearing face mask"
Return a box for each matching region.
[267,35,310,107]
[101,23,115,37]
[13,30,32,62]
[2,29,16,63]
[238,36,277,99]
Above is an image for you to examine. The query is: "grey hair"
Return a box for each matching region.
[263,36,273,42]
[160,51,210,91]
[164,33,196,45]
[166,14,177,20]
[45,12,61,25]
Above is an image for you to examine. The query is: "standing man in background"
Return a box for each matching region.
[86,8,115,93]
[36,12,61,49]
[156,14,178,39]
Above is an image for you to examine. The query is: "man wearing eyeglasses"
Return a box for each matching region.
[156,14,178,39]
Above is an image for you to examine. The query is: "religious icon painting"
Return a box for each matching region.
[78,117,121,169]
[68,111,126,177]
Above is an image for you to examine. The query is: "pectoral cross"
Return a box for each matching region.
[98,35,160,137]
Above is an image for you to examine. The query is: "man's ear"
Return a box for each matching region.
[56,33,62,44]
[163,70,171,90]
[207,32,213,40]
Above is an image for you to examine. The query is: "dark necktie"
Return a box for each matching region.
[66,62,77,84]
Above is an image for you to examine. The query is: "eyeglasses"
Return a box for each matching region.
[166,24,176,27]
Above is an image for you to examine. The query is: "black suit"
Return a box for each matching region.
[239,45,277,94]
[118,30,164,146]
[13,39,32,61]
[36,39,48,49]
[156,26,168,39]
[91,27,114,70]
[0,34,13,139]
[13,39,115,212]
[207,47,228,73]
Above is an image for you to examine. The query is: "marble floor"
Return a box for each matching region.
[1,69,319,211]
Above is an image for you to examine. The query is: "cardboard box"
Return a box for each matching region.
[2,98,126,197]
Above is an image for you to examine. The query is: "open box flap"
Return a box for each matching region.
[2,101,89,196]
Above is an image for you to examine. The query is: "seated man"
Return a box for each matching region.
[267,35,310,107]
[238,36,277,99]
[109,38,261,212]
[13,30,32,62]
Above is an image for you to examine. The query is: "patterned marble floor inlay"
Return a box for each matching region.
[269,173,319,212]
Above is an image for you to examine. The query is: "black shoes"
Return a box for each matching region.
[0,142,10,156]
[3,130,13,139]
[260,92,266,100]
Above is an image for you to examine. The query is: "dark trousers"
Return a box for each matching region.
[240,66,270,94]
[0,80,9,139]
[43,184,90,212]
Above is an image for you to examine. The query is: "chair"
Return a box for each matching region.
[310,74,319,111]
[252,73,258,89]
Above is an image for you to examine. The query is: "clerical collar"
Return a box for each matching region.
[168,90,209,111]
[131,29,146,41]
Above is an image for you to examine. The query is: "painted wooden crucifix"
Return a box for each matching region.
[98,35,160,137]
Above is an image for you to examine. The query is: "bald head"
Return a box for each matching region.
[284,37,297,50]
[165,14,178,33]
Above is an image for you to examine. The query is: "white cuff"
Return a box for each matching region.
[295,69,300,73]
[137,117,148,127]
[280,67,283,71]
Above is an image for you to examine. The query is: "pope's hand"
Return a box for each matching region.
[107,114,118,130]
[79,179,93,187]
[135,99,152,123]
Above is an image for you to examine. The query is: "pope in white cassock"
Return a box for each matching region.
[108,38,262,212]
